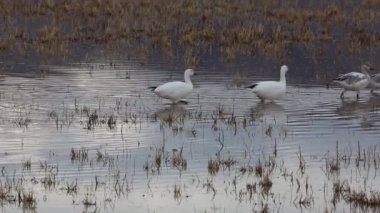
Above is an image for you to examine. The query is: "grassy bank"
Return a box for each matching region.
[0,0,379,65]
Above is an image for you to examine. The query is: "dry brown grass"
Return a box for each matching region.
[0,0,378,64]
[208,158,220,176]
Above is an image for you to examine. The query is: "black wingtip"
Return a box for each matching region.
[245,84,258,89]
[148,86,157,91]
[332,77,344,82]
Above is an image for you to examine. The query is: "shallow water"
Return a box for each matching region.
[1,60,380,212]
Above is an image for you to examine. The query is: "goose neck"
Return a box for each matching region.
[360,70,370,80]
[280,71,286,83]
[184,74,192,85]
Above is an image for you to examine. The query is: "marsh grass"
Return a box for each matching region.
[0,0,378,65]
[64,181,77,195]
[154,145,163,172]
[208,159,220,176]
[41,173,56,189]
[347,190,380,209]
[171,148,187,172]
[70,147,89,162]
[21,191,37,211]
[173,184,182,201]
[82,193,96,207]
[13,115,31,128]
[259,173,273,194]
[22,159,32,171]
[0,182,15,204]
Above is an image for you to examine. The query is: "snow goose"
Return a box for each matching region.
[332,64,373,99]
[150,69,196,104]
[246,65,288,102]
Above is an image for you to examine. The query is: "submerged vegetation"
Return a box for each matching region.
[1,94,380,212]
[0,0,379,65]
[1,132,380,212]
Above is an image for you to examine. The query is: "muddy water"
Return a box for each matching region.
[1,60,380,212]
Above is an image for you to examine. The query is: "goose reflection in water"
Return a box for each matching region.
[249,102,288,140]
[155,104,187,128]
[336,97,380,128]
[336,97,380,116]
[250,102,286,124]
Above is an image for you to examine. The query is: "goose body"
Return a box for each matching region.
[246,65,288,102]
[368,73,380,93]
[333,64,372,99]
[153,69,195,103]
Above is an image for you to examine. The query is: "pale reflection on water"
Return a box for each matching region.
[155,104,187,127]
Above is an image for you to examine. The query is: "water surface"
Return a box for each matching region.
[1,60,380,212]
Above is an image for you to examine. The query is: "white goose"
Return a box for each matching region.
[332,64,373,99]
[246,65,288,102]
[150,69,196,104]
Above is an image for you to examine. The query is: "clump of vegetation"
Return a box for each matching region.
[173,184,182,200]
[154,145,163,172]
[107,115,117,129]
[13,115,32,128]
[22,159,32,171]
[208,159,220,176]
[171,148,187,172]
[347,190,380,208]
[329,159,340,173]
[0,182,15,204]
[65,181,78,195]
[82,193,96,207]
[255,160,263,177]
[70,147,89,162]
[239,165,254,175]
[41,173,56,189]
[219,157,237,171]
[208,156,237,176]
[259,173,273,193]
[20,191,37,211]
[246,183,257,200]
[86,110,99,130]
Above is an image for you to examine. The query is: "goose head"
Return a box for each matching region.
[184,69,195,77]
[361,63,374,78]
[361,63,374,73]
[280,65,288,74]
[279,65,288,82]
[184,69,195,84]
